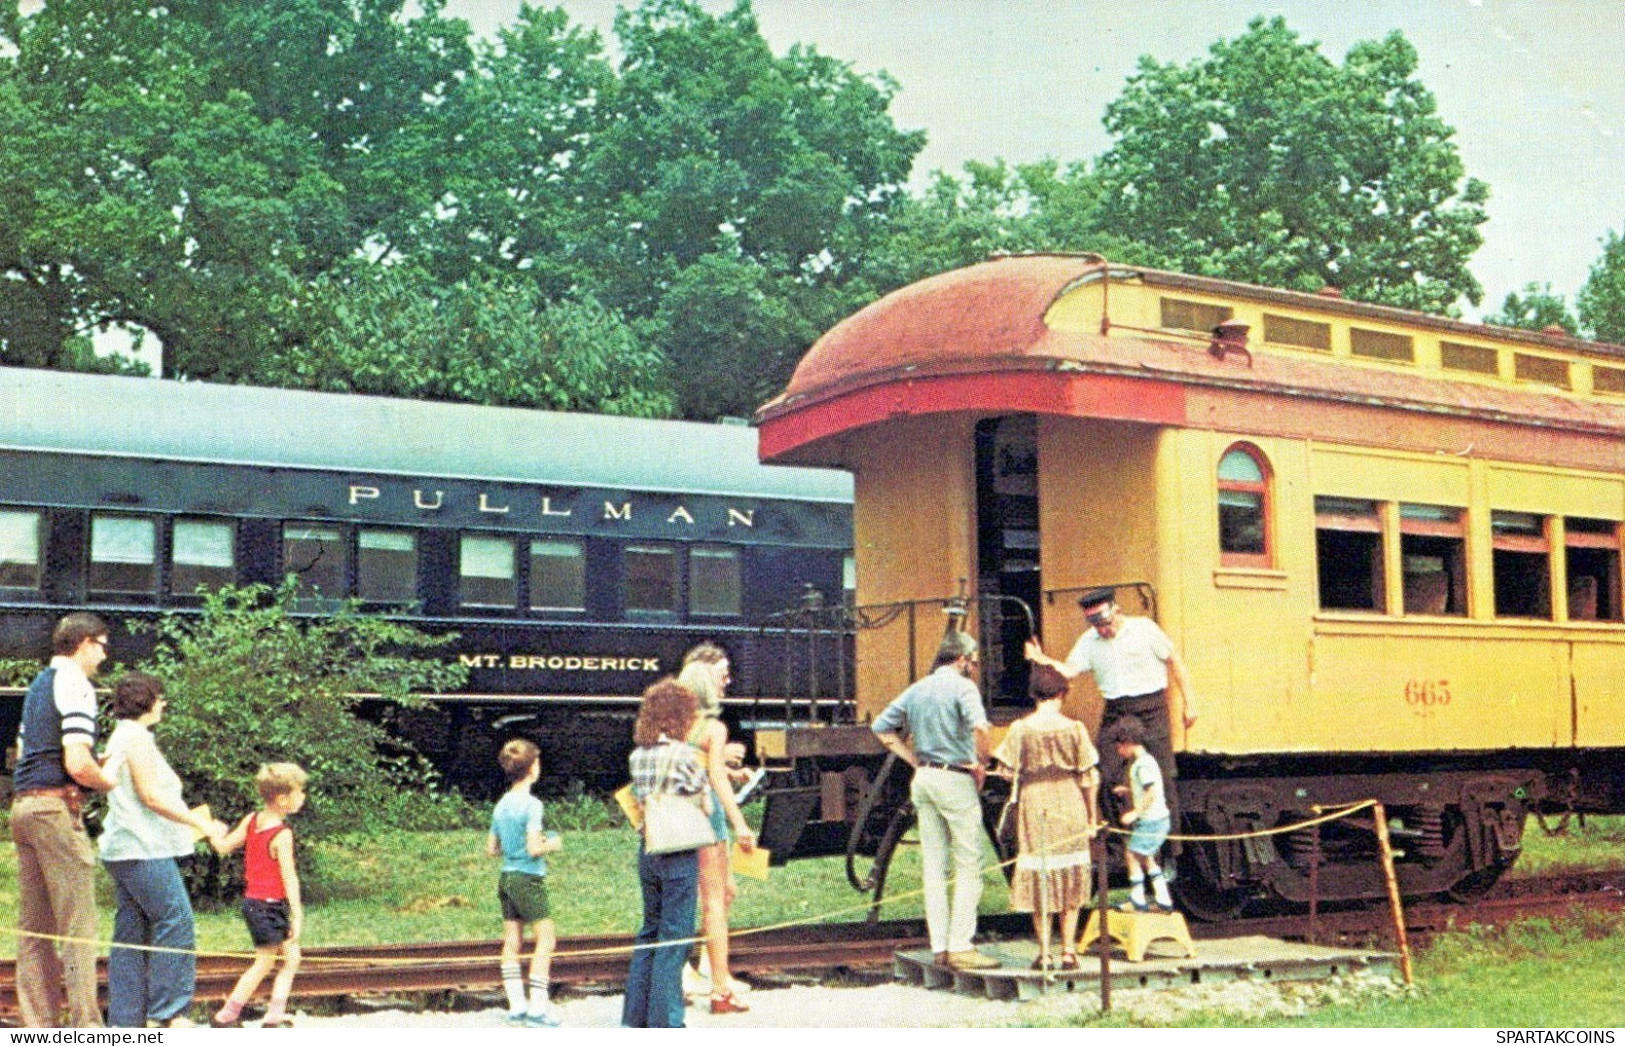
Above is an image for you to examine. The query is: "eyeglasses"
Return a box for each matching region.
[1085,611,1113,628]
[91,637,111,651]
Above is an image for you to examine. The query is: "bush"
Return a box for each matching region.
[132,582,475,896]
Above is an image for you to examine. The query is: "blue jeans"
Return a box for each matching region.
[621,846,699,1028]
[104,858,196,1027]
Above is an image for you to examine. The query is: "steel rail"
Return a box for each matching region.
[2,871,1620,1018]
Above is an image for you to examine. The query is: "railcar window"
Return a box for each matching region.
[1513,353,1571,389]
[530,539,585,611]
[625,544,678,615]
[1491,511,1552,619]
[0,509,43,589]
[460,535,516,608]
[1349,328,1414,364]
[689,546,742,616]
[283,525,348,599]
[1262,314,1331,352]
[1399,504,1467,616]
[1440,341,1500,376]
[1315,497,1385,611]
[1595,365,1625,396]
[171,518,235,594]
[1160,297,1233,333]
[359,529,417,604]
[1565,518,1622,622]
[89,514,157,596]
[1218,445,1271,566]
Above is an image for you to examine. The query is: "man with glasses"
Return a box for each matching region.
[1025,588,1197,832]
[872,629,997,970]
[11,613,119,1027]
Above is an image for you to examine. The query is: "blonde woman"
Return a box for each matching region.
[675,643,756,1014]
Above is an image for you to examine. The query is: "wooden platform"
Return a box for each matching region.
[894,936,1397,1002]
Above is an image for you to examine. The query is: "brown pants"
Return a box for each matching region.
[12,794,103,1027]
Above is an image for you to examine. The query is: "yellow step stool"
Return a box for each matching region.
[1078,907,1197,963]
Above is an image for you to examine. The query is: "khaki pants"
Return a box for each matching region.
[11,794,103,1027]
[910,767,985,954]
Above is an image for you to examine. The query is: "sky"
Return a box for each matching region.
[443,0,1625,322]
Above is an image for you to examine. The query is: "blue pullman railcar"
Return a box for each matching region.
[0,367,853,792]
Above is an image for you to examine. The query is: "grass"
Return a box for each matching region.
[1509,812,1625,878]
[0,808,1616,1026]
[1025,908,1625,1028]
[0,800,1011,957]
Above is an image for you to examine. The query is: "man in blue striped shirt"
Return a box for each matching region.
[11,613,118,1027]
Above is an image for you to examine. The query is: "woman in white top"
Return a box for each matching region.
[100,673,225,1028]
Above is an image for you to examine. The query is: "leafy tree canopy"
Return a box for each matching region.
[270,263,675,416]
[1577,229,1625,344]
[1092,17,1489,314]
[0,0,471,381]
[1485,282,1579,336]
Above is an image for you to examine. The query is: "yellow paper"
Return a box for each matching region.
[613,784,643,830]
[730,842,770,880]
[189,804,213,841]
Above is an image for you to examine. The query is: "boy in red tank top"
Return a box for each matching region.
[209,763,308,1028]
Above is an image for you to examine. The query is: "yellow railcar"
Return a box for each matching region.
[754,255,1625,914]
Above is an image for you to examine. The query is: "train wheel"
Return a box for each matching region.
[1442,862,1508,903]
[1170,846,1248,922]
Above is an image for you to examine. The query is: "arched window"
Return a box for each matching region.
[1217,444,1272,567]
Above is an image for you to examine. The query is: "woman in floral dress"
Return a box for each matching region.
[993,663,1100,970]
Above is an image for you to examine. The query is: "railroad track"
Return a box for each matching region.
[3,869,1620,1017]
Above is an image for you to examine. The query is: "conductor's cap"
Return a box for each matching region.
[1077,586,1116,611]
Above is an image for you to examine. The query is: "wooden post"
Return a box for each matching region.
[1372,802,1414,986]
[1307,824,1320,947]
[1094,831,1111,1012]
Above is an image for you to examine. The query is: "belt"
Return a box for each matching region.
[919,762,974,776]
[14,784,83,801]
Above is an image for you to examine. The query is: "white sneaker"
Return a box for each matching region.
[681,963,711,996]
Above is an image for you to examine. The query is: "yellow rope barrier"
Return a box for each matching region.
[0,799,1382,965]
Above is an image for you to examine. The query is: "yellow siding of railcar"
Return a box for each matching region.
[1161,437,1623,756]
[1160,429,1314,756]
[1034,415,1163,729]
[1046,277,1625,406]
[846,412,981,721]
[1303,626,1571,750]
[1575,640,1625,747]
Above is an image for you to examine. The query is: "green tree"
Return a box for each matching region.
[270,264,676,416]
[137,582,470,850]
[574,0,924,417]
[1577,230,1625,344]
[853,159,1166,295]
[0,0,471,379]
[1486,283,1579,335]
[1092,17,1489,313]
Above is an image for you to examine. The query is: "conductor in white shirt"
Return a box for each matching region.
[1025,587,1197,831]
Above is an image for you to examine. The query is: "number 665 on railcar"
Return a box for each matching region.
[0,367,854,794]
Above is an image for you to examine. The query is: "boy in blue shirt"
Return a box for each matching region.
[488,739,563,1026]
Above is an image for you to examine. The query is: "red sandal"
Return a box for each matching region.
[709,991,750,1015]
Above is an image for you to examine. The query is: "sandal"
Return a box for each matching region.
[1058,952,1080,971]
[709,991,750,1015]
[1029,955,1052,970]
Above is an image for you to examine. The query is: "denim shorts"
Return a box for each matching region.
[1127,815,1171,857]
[242,897,291,948]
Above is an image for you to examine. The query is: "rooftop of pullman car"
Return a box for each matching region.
[756,255,1625,465]
[0,366,852,504]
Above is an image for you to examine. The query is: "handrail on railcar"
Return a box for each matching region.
[1043,580,1159,623]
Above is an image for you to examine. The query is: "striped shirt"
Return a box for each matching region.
[14,659,97,792]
